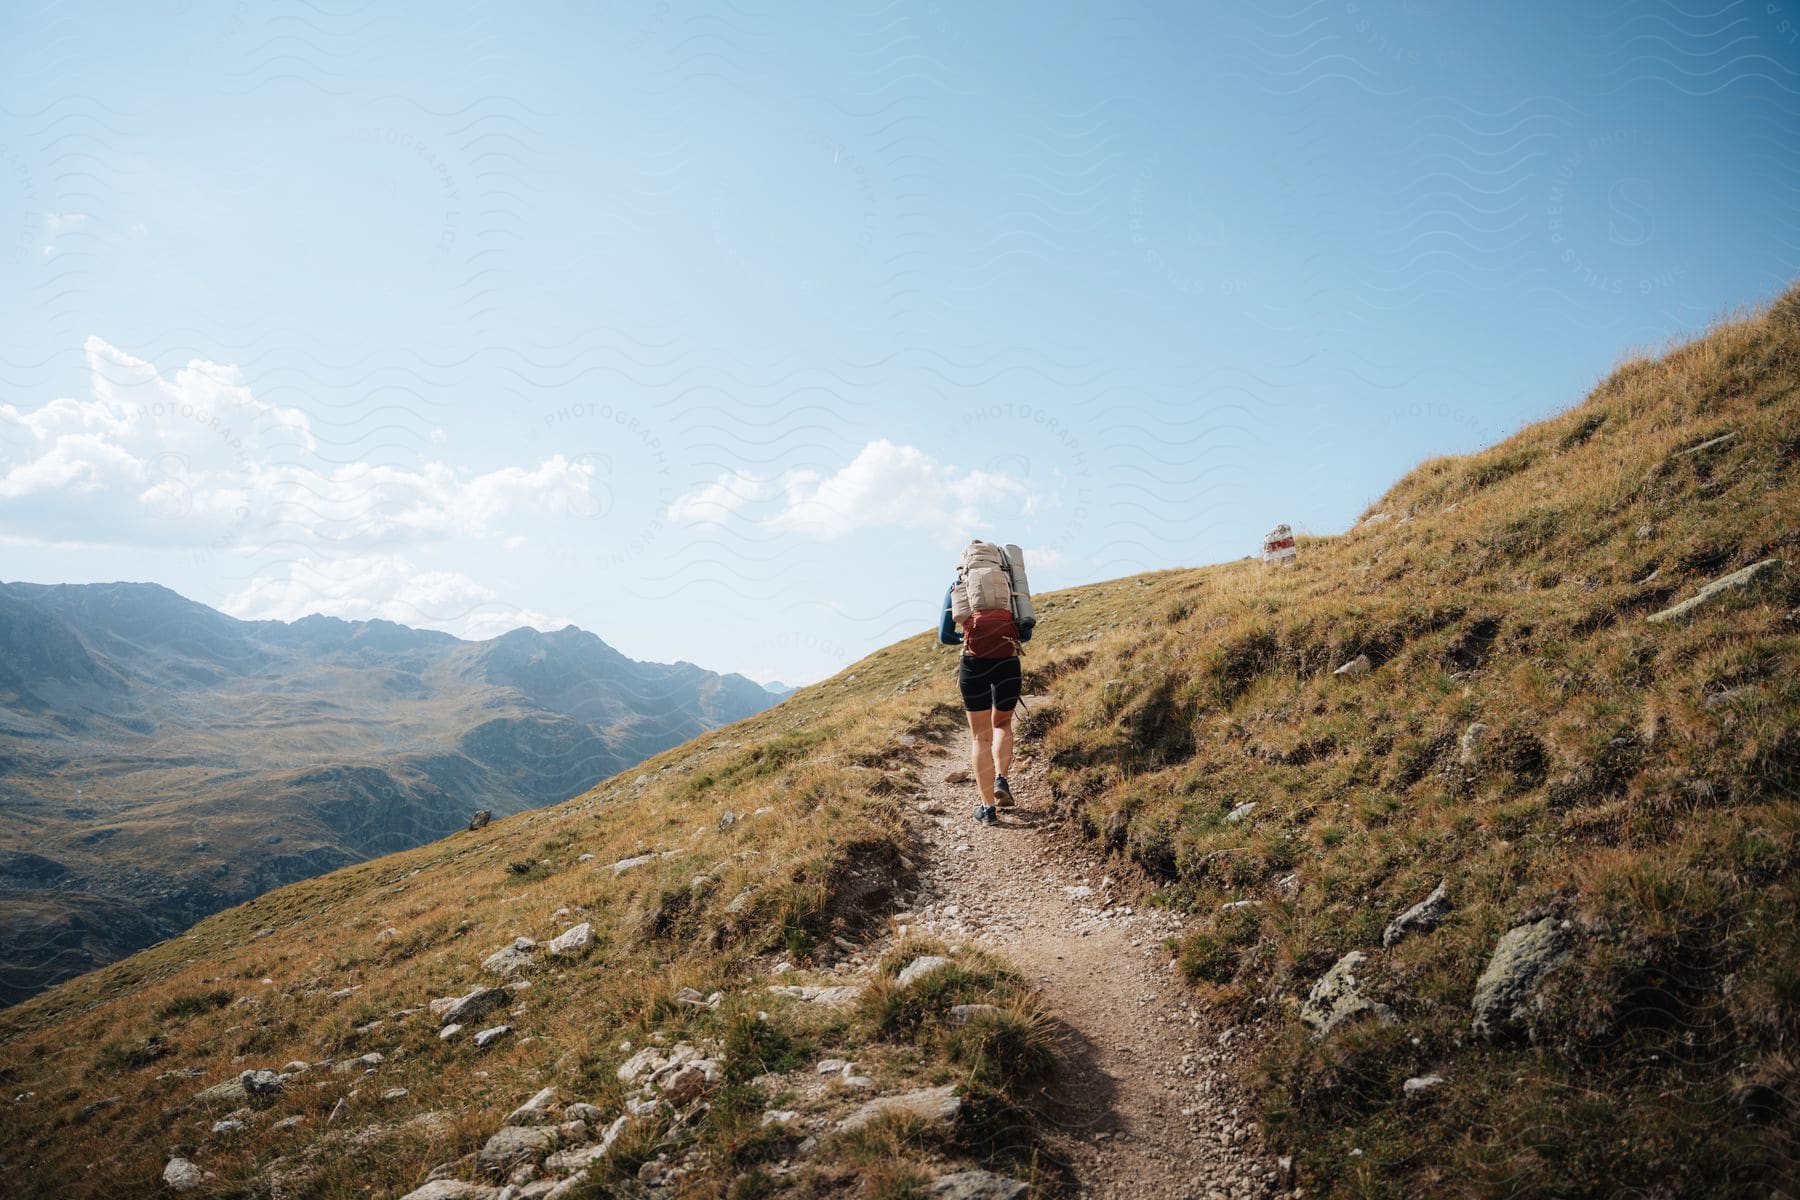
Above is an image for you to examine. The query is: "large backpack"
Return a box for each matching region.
[951,540,1036,632]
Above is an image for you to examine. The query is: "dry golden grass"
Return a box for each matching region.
[3,286,1797,1198]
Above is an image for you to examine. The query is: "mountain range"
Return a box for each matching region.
[0,582,777,1005]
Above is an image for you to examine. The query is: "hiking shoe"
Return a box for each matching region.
[972,803,990,824]
[994,775,1014,808]
[983,804,999,824]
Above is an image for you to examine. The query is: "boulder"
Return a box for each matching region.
[1225,801,1257,823]
[660,1064,710,1105]
[477,1124,558,1173]
[1334,654,1372,678]
[239,1067,284,1100]
[548,923,594,958]
[473,1024,513,1049]
[767,983,863,1007]
[468,810,492,831]
[332,1052,383,1074]
[564,1103,606,1124]
[544,1115,629,1173]
[163,1158,212,1192]
[897,955,952,987]
[1471,918,1569,1040]
[439,1023,464,1041]
[439,986,509,1027]
[839,1084,962,1131]
[482,936,537,978]
[1300,951,1395,1037]
[1383,882,1450,947]
[505,1087,560,1125]
[401,1183,500,1200]
[192,1075,249,1108]
[929,1170,1028,1200]
[612,853,656,876]
[1648,559,1781,624]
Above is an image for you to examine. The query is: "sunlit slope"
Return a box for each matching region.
[1,288,1796,1198]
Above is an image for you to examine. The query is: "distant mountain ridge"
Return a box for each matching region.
[0,582,779,1005]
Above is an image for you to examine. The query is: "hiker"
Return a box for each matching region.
[938,540,1035,824]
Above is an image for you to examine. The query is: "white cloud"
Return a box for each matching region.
[666,470,764,524]
[0,336,602,551]
[666,440,1033,543]
[221,553,567,640]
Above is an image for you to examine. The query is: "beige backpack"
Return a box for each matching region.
[950,540,1016,623]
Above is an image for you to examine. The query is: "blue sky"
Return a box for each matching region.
[1,1,1796,683]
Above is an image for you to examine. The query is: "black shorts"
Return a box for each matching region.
[958,655,1021,713]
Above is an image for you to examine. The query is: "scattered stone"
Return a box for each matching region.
[401,1182,499,1200]
[478,1124,558,1173]
[474,1025,514,1049]
[839,1084,961,1131]
[240,1067,285,1099]
[675,986,706,1008]
[917,800,945,815]
[1358,512,1392,528]
[440,1023,465,1041]
[767,984,863,1007]
[468,810,493,831]
[482,937,537,978]
[1458,723,1489,766]
[1471,918,1570,1040]
[507,1087,560,1125]
[612,854,656,876]
[761,1109,799,1127]
[661,1064,710,1105]
[948,1004,1005,1025]
[1225,801,1257,823]
[1334,654,1373,678]
[817,1058,849,1074]
[843,1073,875,1088]
[383,1087,409,1101]
[1647,559,1782,624]
[897,955,952,987]
[725,888,756,914]
[332,1052,383,1074]
[281,1060,310,1073]
[273,1114,306,1130]
[163,1158,212,1192]
[1383,882,1451,947]
[211,1117,247,1134]
[545,1115,629,1173]
[548,923,594,958]
[1403,1074,1446,1097]
[1063,885,1095,899]
[192,1076,250,1109]
[439,986,510,1027]
[377,927,399,941]
[577,853,594,863]
[1301,951,1395,1037]
[328,1097,350,1124]
[929,1169,1028,1200]
[564,1103,605,1124]
[718,810,739,831]
[946,769,972,784]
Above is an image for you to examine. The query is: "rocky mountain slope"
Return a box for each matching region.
[0,585,776,1005]
[0,290,1795,1199]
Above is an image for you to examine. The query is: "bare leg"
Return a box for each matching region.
[966,709,996,805]
[993,709,1015,778]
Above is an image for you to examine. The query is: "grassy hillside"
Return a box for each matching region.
[1,290,1796,1199]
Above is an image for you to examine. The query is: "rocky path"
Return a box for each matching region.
[900,711,1290,1200]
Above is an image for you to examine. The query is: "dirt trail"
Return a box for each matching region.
[900,705,1290,1200]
